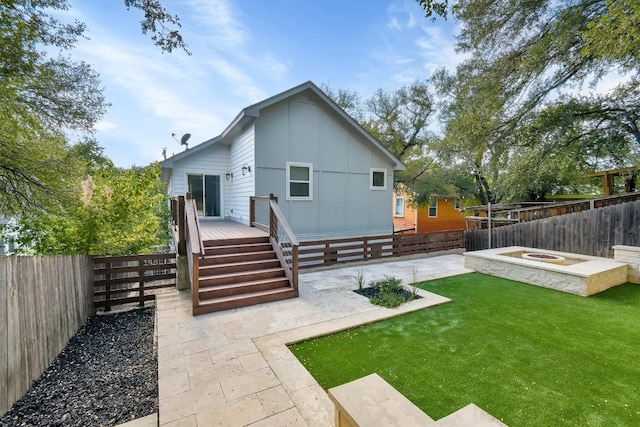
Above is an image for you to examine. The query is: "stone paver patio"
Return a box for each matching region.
[152,252,471,426]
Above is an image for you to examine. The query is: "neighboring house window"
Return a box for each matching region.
[287,162,313,200]
[428,199,437,217]
[395,197,405,217]
[370,168,387,190]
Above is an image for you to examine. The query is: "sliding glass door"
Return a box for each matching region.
[187,174,221,217]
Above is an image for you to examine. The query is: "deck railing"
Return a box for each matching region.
[297,230,464,268]
[171,194,205,310]
[184,196,204,309]
[250,194,299,291]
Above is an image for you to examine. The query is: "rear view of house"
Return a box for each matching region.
[161,81,405,241]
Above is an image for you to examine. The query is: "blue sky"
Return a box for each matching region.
[65,0,463,167]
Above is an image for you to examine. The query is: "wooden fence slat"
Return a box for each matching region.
[465,201,640,256]
[1,255,94,419]
[0,258,9,415]
[92,253,176,311]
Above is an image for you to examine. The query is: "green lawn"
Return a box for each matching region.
[288,273,640,426]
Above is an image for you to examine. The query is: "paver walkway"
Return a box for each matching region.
[155,252,472,426]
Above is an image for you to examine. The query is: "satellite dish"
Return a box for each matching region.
[180,133,191,146]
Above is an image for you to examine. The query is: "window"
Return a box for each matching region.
[428,199,437,217]
[394,197,405,217]
[370,168,387,190]
[287,162,312,200]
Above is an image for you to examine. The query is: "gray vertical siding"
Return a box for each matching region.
[255,92,395,239]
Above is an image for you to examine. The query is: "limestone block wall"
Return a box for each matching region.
[613,245,640,284]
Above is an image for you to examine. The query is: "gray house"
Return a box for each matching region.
[160,81,405,241]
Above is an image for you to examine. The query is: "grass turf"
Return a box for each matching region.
[288,272,640,426]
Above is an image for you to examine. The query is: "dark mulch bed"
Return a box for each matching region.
[0,307,157,427]
[354,286,420,300]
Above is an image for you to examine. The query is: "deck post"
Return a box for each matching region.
[176,195,190,290]
[177,195,186,256]
[250,196,255,227]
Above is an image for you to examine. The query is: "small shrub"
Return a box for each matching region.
[371,291,406,308]
[369,276,414,308]
[353,269,366,291]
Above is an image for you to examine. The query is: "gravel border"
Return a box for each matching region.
[1,307,157,427]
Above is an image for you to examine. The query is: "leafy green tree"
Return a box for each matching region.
[1,0,186,217]
[581,0,640,71]
[12,142,170,255]
[418,0,640,201]
[324,80,443,188]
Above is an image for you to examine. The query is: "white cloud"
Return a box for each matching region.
[415,25,466,74]
[387,1,420,31]
[94,120,116,132]
[186,0,248,50]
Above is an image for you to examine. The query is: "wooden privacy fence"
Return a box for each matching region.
[465,200,640,257]
[93,253,176,311]
[298,230,464,268]
[1,255,94,417]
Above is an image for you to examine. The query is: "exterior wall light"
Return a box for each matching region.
[242,164,252,176]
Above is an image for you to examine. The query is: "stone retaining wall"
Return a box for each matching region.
[613,245,640,284]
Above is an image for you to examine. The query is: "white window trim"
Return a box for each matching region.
[394,197,405,217]
[286,162,313,200]
[370,168,387,190]
[428,199,438,218]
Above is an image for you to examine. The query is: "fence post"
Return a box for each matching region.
[105,261,111,312]
[138,258,145,307]
[487,202,492,249]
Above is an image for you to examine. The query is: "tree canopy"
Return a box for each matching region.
[1,0,182,254]
[11,143,170,255]
[417,0,640,203]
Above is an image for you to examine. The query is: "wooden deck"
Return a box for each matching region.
[198,219,268,241]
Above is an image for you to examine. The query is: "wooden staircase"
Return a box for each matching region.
[193,236,299,315]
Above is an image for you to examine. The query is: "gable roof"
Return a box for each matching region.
[161,81,405,170]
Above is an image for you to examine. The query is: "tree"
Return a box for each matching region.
[1,0,186,217]
[581,0,640,71]
[418,0,640,201]
[11,142,170,255]
[324,80,440,185]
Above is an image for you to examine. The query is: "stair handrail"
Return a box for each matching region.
[267,198,299,292]
[184,196,203,309]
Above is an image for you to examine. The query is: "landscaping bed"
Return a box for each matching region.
[0,307,157,427]
[353,275,420,308]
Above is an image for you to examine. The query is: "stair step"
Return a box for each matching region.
[199,259,282,276]
[203,236,270,247]
[200,250,277,266]
[193,287,299,315]
[198,277,291,299]
[204,243,273,256]
[199,267,285,287]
